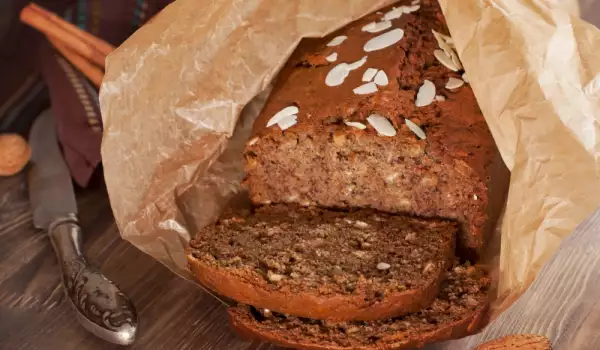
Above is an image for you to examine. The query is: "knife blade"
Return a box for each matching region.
[27,110,138,345]
[28,110,77,229]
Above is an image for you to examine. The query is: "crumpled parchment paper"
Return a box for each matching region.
[99,0,598,323]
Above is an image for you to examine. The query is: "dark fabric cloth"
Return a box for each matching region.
[0,0,55,137]
[0,0,172,187]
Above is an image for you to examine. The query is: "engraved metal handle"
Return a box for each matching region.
[48,215,138,345]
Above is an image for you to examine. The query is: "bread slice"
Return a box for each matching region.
[476,334,551,350]
[187,204,456,321]
[228,264,489,350]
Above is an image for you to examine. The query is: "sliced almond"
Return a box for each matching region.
[367,114,396,137]
[362,68,378,82]
[325,52,338,62]
[405,118,426,139]
[248,137,259,146]
[415,80,436,107]
[432,30,454,58]
[325,63,350,87]
[383,7,403,21]
[353,82,378,95]
[462,72,469,83]
[374,70,389,86]
[432,29,452,44]
[446,77,464,90]
[347,56,368,70]
[434,49,459,72]
[435,95,446,102]
[326,35,348,47]
[362,20,392,33]
[402,4,420,13]
[449,50,463,70]
[362,22,376,32]
[364,29,404,52]
[278,114,298,131]
[267,106,299,127]
[344,121,367,130]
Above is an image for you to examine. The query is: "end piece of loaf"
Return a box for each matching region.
[187,204,456,321]
[242,0,509,255]
[228,264,490,350]
[476,334,552,350]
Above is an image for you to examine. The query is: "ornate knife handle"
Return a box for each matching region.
[48,215,138,345]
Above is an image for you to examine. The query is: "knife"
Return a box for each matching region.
[27,110,138,345]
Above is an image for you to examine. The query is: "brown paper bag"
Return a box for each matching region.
[99,0,599,334]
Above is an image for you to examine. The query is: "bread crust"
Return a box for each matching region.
[187,250,450,321]
[227,303,488,350]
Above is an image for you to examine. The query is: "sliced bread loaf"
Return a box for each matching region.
[228,264,489,350]
[187,204,456,321]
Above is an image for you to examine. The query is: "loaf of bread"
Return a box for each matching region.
[187,204,456,321]
[242,0,509,255]
[228,264,490,350]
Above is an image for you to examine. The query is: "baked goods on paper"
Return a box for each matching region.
[99,0,600,346]
[188,1,499,347]
[187,204,456,322]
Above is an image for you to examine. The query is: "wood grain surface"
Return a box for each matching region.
[0,173,276,350]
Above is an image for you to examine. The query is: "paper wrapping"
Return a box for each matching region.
[100,0,598,326]
[439,0,600,311]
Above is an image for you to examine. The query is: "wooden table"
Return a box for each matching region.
[0,173,275,350]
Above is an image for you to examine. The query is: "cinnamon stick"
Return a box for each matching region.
[29,4,114,56]
[20,4,114,68]
[48,36,104,88]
